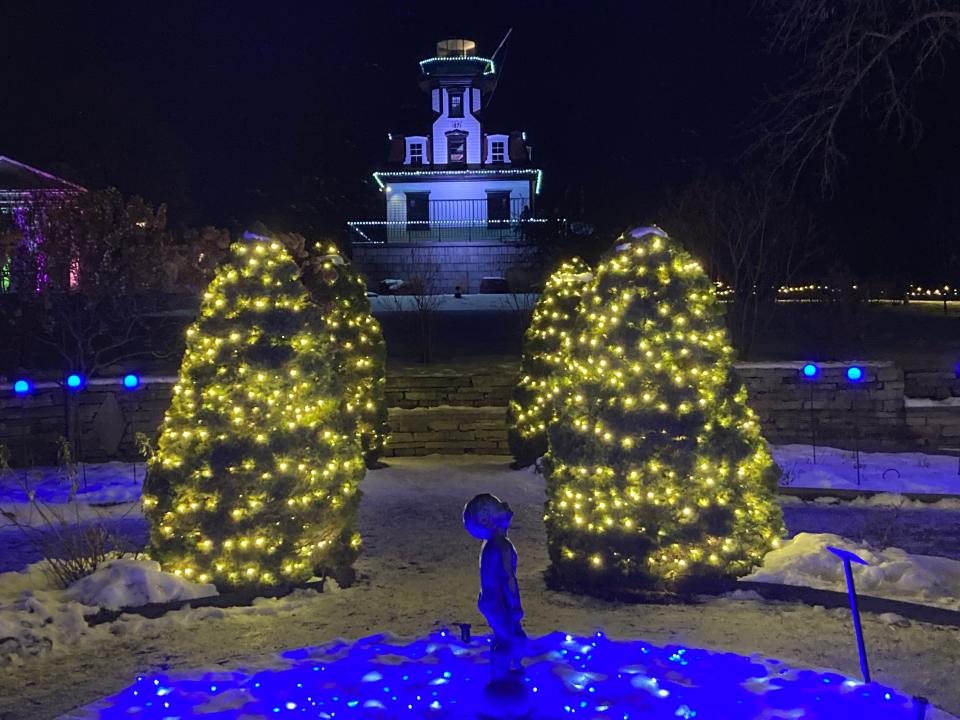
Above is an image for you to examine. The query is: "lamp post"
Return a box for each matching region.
[801,363,819,463]
[846,366,865,485]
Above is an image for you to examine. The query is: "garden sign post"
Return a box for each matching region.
[826,545,871,683]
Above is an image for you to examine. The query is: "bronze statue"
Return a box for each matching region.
[463,493,527,682]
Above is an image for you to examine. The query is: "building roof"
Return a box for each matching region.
[0,156,86,192]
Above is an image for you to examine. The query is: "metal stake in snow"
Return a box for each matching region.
[826,545,871,683]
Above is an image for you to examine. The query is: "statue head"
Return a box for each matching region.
[463,493,513,540]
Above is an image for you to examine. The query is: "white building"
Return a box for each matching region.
[349,38,544,292]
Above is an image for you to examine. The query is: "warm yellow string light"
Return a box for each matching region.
[543,229,784,593]
[508,257,592,468]
[143,236,365,589]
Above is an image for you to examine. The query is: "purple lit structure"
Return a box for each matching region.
[347,38,547,294]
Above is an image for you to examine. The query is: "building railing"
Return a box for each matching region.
[347,218,552,244]
[347,196,545,244]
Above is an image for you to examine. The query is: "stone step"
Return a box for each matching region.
[385,405,509,456]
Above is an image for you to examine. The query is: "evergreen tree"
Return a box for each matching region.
[508,257,592,468]
[301,243,389,468]
[144,234,364,589]
[545,228,784,593]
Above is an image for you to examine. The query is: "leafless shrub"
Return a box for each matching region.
[0,441,135,589]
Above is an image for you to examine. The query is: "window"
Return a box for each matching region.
[409,143,424,165]
[447,133,467,165]
[487,191,511,228]
[491,140,506,163]
[405,192,429,232]
[449,91,464,118]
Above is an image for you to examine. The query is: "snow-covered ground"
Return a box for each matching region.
[4,445,958,529]
[773,444,960,496]
[370,293,538,314]
[0,461,143,528]
[0,558,217,664]
[743,532,960,611]
[68,630,946,720]
[0,456,958,719]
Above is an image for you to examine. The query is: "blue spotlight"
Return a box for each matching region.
[65,373,84,390]
[846,366,864,383]
[13,379,31,395]
[122,373,141,390]
[801,363,819,379]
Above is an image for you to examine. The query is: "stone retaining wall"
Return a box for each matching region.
[2,361,958,463]
[351,242,537,294]
[386,406,509,456]
[385,362,516,409]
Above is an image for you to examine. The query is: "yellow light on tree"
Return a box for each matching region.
[300,242,389,469]
[544,227,784,594]
[143,234,364,590]
[508,257,592,468]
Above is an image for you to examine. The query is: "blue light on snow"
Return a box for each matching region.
[122,373,140,389]
[802,363,819,378]
[75,630,928,719]
[13,379,31,395]
[65,373,83,389]
[846,366,864,382]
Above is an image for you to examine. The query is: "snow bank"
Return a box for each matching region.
[0,558,217,665]
[67,559,217,610]
[370,293,539,314]
[69,630,941,720]
[773,444,960,496]
[743,533,960,610]
[0,462,144,528]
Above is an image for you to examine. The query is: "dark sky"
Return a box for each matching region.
[2,1,959,278]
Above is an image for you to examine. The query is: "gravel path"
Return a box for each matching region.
[1,456,959,719]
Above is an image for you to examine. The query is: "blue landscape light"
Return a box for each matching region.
[66,373,84,389]
[122,373,141,389]
[846,366,864,382]
[801,363,819,379]
[13,379,31,395]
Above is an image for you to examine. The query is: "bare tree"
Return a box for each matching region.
[660,170,819,356]
[5,188,227,446]
[388,247,445,363]
[755,0,960,193]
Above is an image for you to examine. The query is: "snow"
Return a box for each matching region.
[369,293,539,313]
[0,461,144,529]
[773,444,960,496]
[743,533,960,611]
[904,397,960,408]
[66,558,217,610]
[0,558,216,665]
[2,456,960,718]
[67,630,944,720]
[738,361,894,370]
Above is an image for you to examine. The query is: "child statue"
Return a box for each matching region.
[463,493,527,682]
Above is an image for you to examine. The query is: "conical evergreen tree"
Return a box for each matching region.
[508,257,592,468]
[545,227,784,593]
[301,243,389,468]
[144,234,364,589]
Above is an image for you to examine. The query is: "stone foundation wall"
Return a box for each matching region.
[351,242,537,294]
[2,360,958,464]
[0,378,174,465]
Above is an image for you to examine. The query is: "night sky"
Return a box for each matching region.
[3,1,959,278]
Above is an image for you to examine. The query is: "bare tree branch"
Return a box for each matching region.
[754,0,960,194]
